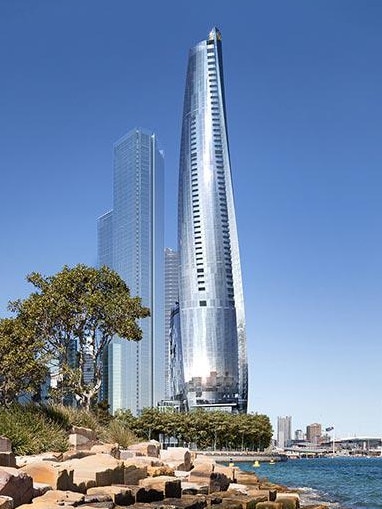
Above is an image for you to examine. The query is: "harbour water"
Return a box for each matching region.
[237,457,382,509]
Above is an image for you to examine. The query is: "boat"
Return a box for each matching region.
[253,460,260,467]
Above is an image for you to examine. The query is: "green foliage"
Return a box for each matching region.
[114,408,273,450]
[37,403,103,433]
[4,264,149,409]
[0,318,49,406]
[0,405,68,455]
[101,419,139,448]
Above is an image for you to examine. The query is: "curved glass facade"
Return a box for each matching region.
[178,28,248,412]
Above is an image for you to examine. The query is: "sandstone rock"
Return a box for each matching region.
[213,491,268,506]
[0,467,33,507]
[234,473,259,487]
[209,472,230,493]
[62,450,95,462]
[129,485,164,503]
[213,466,235,483]
[29,489,85,505]
[152,495,208,509]
[125,457,164,468]
[147,465,175,477]
[119,450,136,460]
[0,440,11,454]
[87,485,134,506]
[32,482,52,498]
[20,461,73,491]
[128,441,160,458]
[226,484,249,495]
[0,455,16,469]
[0,496,13,509]
[255,503,283,509]
[188,463,213,482]
[160,448,192,471]
[16,453,62,468]
[68,433,91,448]
[91,443,119,458]
[139,475,181,498]
[181,482,209,496]
[275,494,300,509]
[62,454,124,492]
[72,426,97,442]
[124,464,148,485]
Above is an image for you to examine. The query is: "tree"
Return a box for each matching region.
[0,318,49,406]
[9,264,150,410]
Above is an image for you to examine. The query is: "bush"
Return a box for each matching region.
[0,404,68,454]
[101,419,139,448]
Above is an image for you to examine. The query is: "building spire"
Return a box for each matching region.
[208,27,222,41]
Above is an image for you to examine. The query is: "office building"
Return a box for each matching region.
[306,423,322,444]
[177,28,248,412]
[98,128,164,414]
[277,416,292,449]
[164,248,179,399]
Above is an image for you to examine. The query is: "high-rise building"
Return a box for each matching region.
[306,423,322,444]
[164,248,179,399]
[277,416,292,449]
[177,28,248,413]
[97,128,164,415]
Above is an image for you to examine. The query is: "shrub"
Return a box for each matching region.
[101,419,139,448]
[0,404,68,455]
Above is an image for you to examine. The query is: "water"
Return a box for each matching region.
[236,457,382,509]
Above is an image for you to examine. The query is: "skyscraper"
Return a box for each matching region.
[164,248,179,399]
[98,128,164,415]
[277,416,292,449]
[177,28,248,412]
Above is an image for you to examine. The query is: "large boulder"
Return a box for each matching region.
[24,489,85,508]
[139,475,182,498]
[91,443,120,458]
[160,448,192,471]
[129,485,164,503]
[87,485,135,506]
[214,466,236,483]
[71,426,97,442]
[61,453,124,492]
[20,461,73,490]
[0,467,33,507]
[124,463,148,485]
[128,441,160,458]
[275,493,300,509]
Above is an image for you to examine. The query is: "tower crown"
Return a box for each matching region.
[208,27,222,41]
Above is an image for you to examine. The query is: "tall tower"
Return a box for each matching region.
[98,128,164,415]
[164,248,179,399]
[277,416,292,449]
[178,28,248,412]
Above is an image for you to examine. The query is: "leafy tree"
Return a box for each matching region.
[0,318,49,406]
[8,264,150,410]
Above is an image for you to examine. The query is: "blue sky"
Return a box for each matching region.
[1,0,381,438]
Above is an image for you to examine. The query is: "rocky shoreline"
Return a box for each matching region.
[0,428,328,509]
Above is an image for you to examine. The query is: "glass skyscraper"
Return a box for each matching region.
[164,248,179,399]
[178,28,248,412]
[98,128,164,415]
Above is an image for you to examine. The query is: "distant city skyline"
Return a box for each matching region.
[0,1,381,436]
